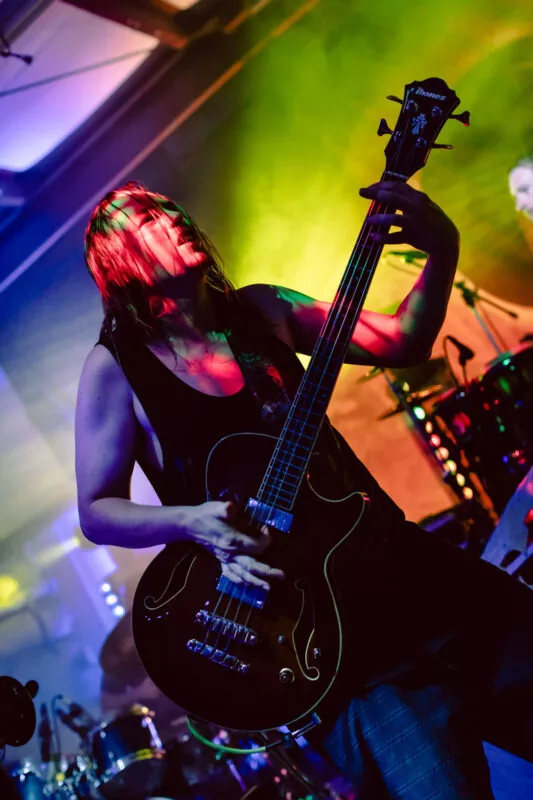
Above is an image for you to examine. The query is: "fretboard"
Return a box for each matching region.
[256,181,403,512]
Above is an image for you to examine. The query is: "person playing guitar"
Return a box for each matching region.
[76,81,533,798]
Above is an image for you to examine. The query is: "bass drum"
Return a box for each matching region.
[91,707,167,799]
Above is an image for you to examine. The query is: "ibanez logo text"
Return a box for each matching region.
[415,87,446,100]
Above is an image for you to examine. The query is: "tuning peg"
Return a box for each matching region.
[450,110,470,126]
[377,118,393,136]
[431,143,454,150]
[386,95,403,104]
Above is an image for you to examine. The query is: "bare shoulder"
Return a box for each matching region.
[240,282,322,313]
[239,283,328,354]
[79,343,130,397]
[239,283,303,348]
[76,344,134,431]
[238,283,287,317]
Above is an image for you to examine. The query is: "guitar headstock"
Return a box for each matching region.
[381,77,469,181]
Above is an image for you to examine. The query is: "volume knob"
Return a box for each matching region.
[279,668,295,684]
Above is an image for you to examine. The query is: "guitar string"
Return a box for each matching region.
[213,118,417,652]
[256,197,392,512]
[202,575,239,654]
[255,120,412,512]
[196,204,388,665]
[231,168,406,640]
[236,203,392,634]
[260,118,417,507]
[225,210,390,656]
[230,202,391,645]
[259,212,388,504]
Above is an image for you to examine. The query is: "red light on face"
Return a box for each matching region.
[429,434,441,447]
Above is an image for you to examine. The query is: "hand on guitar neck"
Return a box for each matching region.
[360,181,459,259]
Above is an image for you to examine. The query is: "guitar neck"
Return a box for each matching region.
[252,74,466,514]
[256,173,404,511]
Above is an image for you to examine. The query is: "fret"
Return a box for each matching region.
[267,462,302,476]
[260,459,309,489]
[261,476,301,495]
[281,430,316,445]
[258,485,296,506]
[266,467,302,482]
[271,448,308,463]
[287,407,323,423]
[256,495,293,513]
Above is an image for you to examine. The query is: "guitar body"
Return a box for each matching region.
[132,432,367,731]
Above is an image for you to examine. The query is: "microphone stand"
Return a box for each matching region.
[453,280,518,357]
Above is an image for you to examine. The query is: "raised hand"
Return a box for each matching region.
[360,181,459,258]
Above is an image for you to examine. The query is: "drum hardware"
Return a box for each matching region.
[91,705,167,799]
[369,367,496,551]
[388,249,428,263]
[6,696,353,800]
[187,714,341,800]
[2,616,352,799]
[367,325,533,517]
[453,279,517,357]
[377,384,443,420]
[53,697,96,746]
[432,342,533,512]
[359,356,451,391]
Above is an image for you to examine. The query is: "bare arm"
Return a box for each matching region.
[242,182,458,367]
[75,345,283,587]
[75,344,201,548]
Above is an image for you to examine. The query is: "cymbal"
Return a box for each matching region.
[99,611,146,688]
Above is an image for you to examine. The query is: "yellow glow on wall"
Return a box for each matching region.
[214,0,533,308]
[0,575,24,609]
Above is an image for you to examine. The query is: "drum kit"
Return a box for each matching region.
[379,254,533,517]
[430,341,533,512]
[5,614,354,800]
[9,706,166,798]
[382,341,533,510]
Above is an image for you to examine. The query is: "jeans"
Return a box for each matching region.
[320,563,533,798]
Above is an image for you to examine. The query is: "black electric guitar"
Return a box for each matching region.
[132,78,469,732]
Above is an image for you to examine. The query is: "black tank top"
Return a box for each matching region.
[98,325,470,691]
[98,325,406,530]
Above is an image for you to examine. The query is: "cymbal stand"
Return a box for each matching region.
[453,280,518,356]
